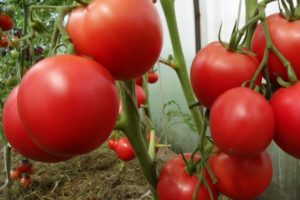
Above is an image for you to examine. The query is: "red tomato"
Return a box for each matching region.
[209,151,272,200]
[0,35,8,47]
[270,82,300,159]
[135,77,142,86]
[148,71,159,83]
[2,87,72,162]
[252,14,300,85]
[115,138,135,161]
[107,139,118,150]
[0,14,13,31]
[135,85,146,108]
[210,87,274,156]
[16,159,32,173]
[17,55,119,156]
[157,154,218,200]
[190,41,260,108]
[10,169,21,180]
[20,175,33,187]
[66,0,163,80]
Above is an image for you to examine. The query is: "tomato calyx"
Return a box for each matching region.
[278,0,300,21]
[179,148,201,176]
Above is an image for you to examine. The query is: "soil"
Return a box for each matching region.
[0,144,174,200]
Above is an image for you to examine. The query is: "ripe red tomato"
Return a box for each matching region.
[135,85,146,108]
[2,86,72,162]
[20,175,33,187]
[10,169,21,180]
[148,71,159,83]
[135,77,142,86]
[0,35,8,47]
[210,87,274,156]
[17,55,119,156]
[190,41,260,108]
[107,139,118,150]
[16,159,32,173]
[157,154,218,200]
[209,151,272,200]
[66,0,163,80]
[0,14,13,31]
[252,14,300,85]
[270,82,300,159]
[115,138,135,161]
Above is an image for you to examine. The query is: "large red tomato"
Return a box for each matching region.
[66,0,163,80]
[17,55,119,156]
[252,14,300,84]
[270,82,300,159]
[157,154,218,200]
[210,87,274,157]
[209,151,273,200]
[190,41,260,108]
[2,87,71,162]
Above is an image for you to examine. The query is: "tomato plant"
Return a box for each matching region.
[209,151,273,200]
[270,82,300,159]
[190,41,261,108]
[66,0,163,80]
[210,87,274,156]
[2,86,72,162]
[115,138,135,161]
[157,154,218,200]
[252,13,300,85]
[17,55,119,156]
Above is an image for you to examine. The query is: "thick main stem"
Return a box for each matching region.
[244,0,258,48]
[160,0,203,135]
[118,81,158,200]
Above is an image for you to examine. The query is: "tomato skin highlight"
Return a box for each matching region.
[209,151,273,200]
[190,42,260,108]
[270,82,300,159]
[157,154,218,200]
[10,169,21,180]
[210,87,274,157]
[17,55,119,156]
[115,138,135,161]
[2,87,72,162]
[148,72,159,83]
[66,0,163,80]
[252,14,300,85]
[107,139,118,150]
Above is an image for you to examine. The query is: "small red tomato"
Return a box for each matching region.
[10,168,21,180]
[107,139,118,150]
[135,85,146,108]
[0,14,13,31]
[148,72,159,83]
[20,175,33,187]
[135,77,142,85]
[115,138,135,161]
[16,159,32,174]
[0,35,8,47]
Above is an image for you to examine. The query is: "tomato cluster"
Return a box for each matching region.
[10,159,34,188]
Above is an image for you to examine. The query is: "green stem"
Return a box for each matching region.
[142,75,152,120]
[48,24,60,56]
[193,0,201,52]
[244,0,258,48]
[118,81,158,200]
[259,3,298,83]
[249,47,269,88]
[160,0,203,135]
[0,125,11,200]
